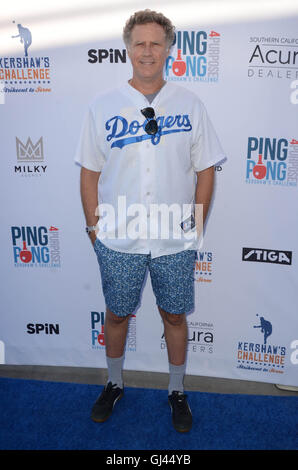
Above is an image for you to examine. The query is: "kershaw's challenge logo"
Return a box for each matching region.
[193,251,213,282]
[106,113,192,149]
[237,315,286,375]
[1,22,51,94]
[246,136,298,186]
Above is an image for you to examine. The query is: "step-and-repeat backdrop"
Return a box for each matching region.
[1,2,298,387]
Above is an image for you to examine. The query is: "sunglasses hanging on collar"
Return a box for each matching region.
[141,107,158,135]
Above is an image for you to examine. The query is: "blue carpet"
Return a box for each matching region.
[0,377,297,450]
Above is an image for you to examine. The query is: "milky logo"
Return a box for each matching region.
[245,136,298,187]
[14,137,47,177]
[16,137,43,161]
[106,113,192,149]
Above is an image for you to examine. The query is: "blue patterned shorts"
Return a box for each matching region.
[93,238,196,317]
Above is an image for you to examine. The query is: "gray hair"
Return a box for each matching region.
[123,9,175,49]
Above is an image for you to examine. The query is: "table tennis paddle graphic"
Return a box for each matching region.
[98,326,105,346]
[172,49,186,76]
[209,31,220,37]
[253,154,267,179]
[20,240,32,263]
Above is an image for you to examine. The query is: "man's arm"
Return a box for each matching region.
[195,165,215,235]
[80,167,101,245]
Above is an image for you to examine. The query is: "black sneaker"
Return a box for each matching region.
[168,391,192,432]
[91,382,124,422]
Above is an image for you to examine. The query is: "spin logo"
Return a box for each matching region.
[11,225,61,268]
[245,136,298,187]
[1,22,52,95]
[91,311,136,351]
[193,251,213,282]
[165,30,221,83]
[237,315,287,375]
[88,48,126,64]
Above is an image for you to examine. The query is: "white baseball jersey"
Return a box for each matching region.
[75,81,225,258]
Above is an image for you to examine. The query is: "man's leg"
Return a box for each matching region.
[91,308,129,423]
[149,250,195,432]
[104,307,130,388]
[158,306,187,394]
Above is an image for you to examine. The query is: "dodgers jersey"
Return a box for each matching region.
[75,81,225,258]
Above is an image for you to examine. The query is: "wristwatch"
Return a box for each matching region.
[85,225,97,234]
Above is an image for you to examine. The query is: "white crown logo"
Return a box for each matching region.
[16,137,44,161]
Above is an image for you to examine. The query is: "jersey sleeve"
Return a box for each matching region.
[74,106,105,172]
[191,102,226,172]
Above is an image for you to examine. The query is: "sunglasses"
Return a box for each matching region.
[141,107,158,135]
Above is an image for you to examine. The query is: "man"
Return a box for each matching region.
[75,9,225,433]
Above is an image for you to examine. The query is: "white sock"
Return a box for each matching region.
[106,354,124,389]
[168,362,186,395]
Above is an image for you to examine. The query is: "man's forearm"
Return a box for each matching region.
[195,165,215,226]
[80,167,101,242]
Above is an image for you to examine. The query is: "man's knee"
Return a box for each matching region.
[106,308,130,325]
[159,307,185,326]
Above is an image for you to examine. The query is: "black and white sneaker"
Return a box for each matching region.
[168,391,192,432]
[91,381,124,422]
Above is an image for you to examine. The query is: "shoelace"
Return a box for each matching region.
[101,383,119,402]
[172,392,187,407]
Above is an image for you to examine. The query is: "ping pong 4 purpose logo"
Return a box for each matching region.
[165,30,221,83]
[11,225,61,268]
[91,311,136,352]
[245,136,298,187]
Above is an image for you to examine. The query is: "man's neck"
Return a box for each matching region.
[128,77,166,96]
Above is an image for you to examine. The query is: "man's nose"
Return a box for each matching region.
[143,44,153,55]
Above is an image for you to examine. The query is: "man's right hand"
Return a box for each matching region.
[89,231,97,246]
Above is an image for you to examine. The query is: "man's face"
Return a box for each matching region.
[127,22,170,83]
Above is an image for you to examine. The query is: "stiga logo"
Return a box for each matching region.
[245,136,298,187]
[242,248,292,265]
[11,225,61,268]
[193,251,213,282]
[165,30,221,83]
[91,311,136,352]
[237,315,286,376]
[248,36,298,80]
[14,137,47,177]
[1,22,52,94]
